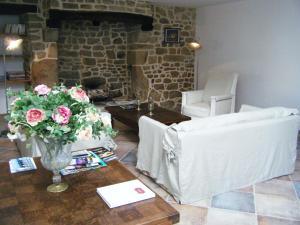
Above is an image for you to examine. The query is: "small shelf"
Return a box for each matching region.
[6,79,31,84]
[0,54,23,58]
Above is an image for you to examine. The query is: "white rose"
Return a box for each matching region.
[101,115,111,127]
[8,123,19,133]
[86,111,100,122]
[76,126,93,140]
[7,133,18,141]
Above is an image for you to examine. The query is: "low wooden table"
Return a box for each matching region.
[105,103,190,131]
[0,160,179,225]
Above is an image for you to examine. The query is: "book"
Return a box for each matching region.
[97,179,155,208]
[60,149,108,176]
[9,157,37,173]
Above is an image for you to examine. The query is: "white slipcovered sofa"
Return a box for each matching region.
[16,112,116,157]
[137,105,299,204]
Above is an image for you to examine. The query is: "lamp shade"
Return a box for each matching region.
[5,38,23,51]
[187,41,201,50]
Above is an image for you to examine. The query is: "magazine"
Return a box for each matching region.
[60,147,117,175]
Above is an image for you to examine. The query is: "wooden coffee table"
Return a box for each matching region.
[0,160,179,225]
[105,103,190,131]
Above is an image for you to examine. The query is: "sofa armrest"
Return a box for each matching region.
[137,116,168,179]
[182,90,204,106]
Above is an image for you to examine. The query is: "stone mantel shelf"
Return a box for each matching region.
[0,3,37,14]
[47,9,154,31]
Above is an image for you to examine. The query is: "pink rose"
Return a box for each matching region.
[52,106,72,125]
[26,108,46,126]
[34,84,51,95]
[69,87,89,102]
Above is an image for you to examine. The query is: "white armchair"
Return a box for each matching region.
[182,72,239,118]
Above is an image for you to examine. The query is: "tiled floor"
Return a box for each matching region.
[0,120,300,225]
[117,122,300,225]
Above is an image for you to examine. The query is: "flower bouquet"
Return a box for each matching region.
[6,84,116,192]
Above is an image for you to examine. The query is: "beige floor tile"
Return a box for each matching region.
[190,198,212,208]
[291,170,300,181]
[171,203,208,225]
[114,141,137,159]
[124,164,141,177]
[236,186,254,193]
[258,215,300,225]
[255,179,297,200]
[274,175,291,181]
[206,208,257,225]
[255,193,300,221]
[138,173,160,190]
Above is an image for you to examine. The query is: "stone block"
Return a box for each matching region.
[153,84,164,90]
[166,83,178,90]
[31,42,45,51]
[83,58,96,66]
[169,91,181,98]
[62,3,79,9]
[113,38,123,44]
[80,50,92,57]
[160,100,175,109]
[163,55,184,62]
[156,48,167,55]
[87,38,99,45]
[93,52,104,57]
[48,43,57,58]
[31,59,58,87]
[127,51,148,65]
[59,71,80,79]
[106,50,115,59]
[43,28,59,42]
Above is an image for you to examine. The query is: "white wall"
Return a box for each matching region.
[196,0,300,110]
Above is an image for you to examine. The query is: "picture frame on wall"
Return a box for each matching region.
[163,28,180,43]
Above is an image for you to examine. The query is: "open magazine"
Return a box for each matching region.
[60,147,117,176]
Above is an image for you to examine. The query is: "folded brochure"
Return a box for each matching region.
[9,157,37,173]
[97,179,155,208]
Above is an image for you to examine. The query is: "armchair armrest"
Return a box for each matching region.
[211,94,234,102]
[210,94,236,116]
[182,90,204,105]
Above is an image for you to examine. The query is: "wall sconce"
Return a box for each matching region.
[187,40,202,89]
[5,38,23,51]
[187,40,202,50]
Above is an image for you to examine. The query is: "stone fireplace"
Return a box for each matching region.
[58,20,130,98]
[1,0,196,110]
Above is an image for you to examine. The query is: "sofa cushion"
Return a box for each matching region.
[181,102,210,118]
[239,104,262,112]
[174,107,299,132]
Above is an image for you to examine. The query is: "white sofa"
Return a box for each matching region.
[137,106,299,204]
[16,112,116,157]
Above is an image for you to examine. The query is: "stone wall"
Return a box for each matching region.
[58,20,129,97]
[127,6,195,110]
[0,0,196,110]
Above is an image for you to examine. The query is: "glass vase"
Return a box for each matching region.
[36,137,72,193]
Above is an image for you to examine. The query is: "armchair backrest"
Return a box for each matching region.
[202,72,239,102]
